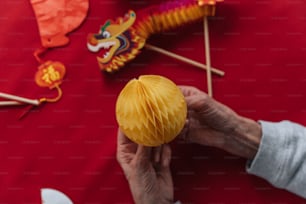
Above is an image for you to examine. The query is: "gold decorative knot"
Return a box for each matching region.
[41,65,61,84]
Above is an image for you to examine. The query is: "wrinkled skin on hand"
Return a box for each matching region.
[117,130,173,204]
[178,86,262,159]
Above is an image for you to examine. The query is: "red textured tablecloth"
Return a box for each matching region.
[1,0,306,203]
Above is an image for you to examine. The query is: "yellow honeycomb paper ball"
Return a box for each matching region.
[116,75,187,146]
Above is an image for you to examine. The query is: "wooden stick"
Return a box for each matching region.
[145,44,224,76]
[204,17,213,97]
[0,101,24,106]
[0,92,40,106]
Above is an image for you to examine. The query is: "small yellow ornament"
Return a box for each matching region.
[116,75,187,146]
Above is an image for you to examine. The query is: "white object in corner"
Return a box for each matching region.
[41,188,73,204]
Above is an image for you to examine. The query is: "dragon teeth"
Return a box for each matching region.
[103,52,110,59]
[88,40,115,54]
[102,41,115,49]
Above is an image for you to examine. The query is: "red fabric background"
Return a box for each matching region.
[0,0,306,203]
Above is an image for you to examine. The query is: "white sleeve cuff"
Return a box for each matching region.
[246,120,306,198]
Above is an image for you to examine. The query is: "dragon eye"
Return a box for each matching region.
[102,31,111,38]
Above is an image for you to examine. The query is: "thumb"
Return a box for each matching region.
[159,145,173,186]
[160,144,171,170]
[176,119,190,141]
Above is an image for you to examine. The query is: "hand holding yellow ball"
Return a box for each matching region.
[116,75,187,146]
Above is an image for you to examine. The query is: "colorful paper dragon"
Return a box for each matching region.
[87,0,222,72]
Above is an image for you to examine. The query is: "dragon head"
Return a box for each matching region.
[87,10,145,72]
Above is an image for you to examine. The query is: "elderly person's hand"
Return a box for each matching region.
[116,129,173,204]
[179,86,262,159]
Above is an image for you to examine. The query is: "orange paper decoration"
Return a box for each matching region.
[30,0,89,48]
